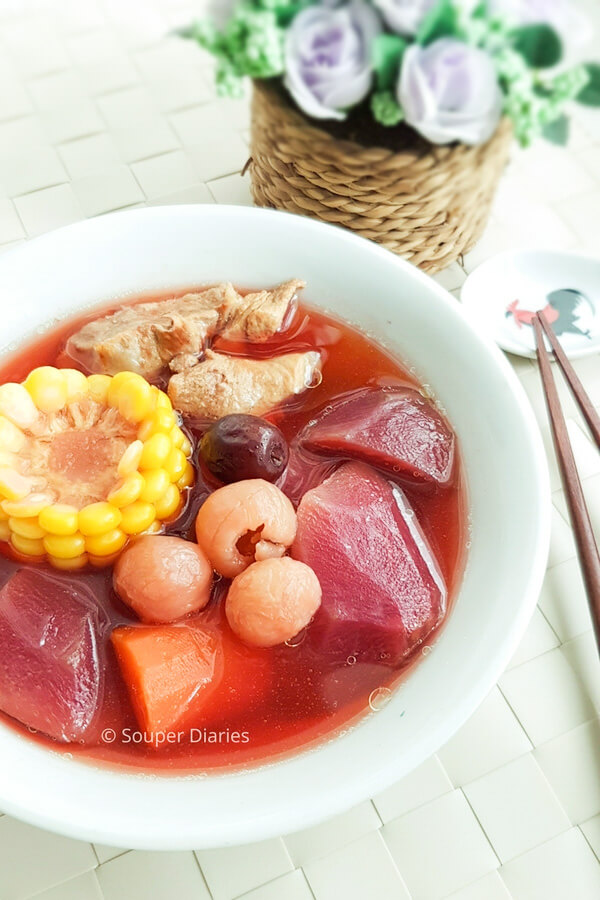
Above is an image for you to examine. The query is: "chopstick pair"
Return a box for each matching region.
[532,314,600,651]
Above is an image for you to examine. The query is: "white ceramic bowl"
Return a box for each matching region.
[0,206,549,849]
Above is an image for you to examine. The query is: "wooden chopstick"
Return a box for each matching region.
[533,315,600,650]
[536,313,600,449]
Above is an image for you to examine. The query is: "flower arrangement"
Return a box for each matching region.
[181,0,599,148]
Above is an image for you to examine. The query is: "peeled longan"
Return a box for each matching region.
[226,556,321,648]
[114,535,212,624]
[195,479,297,579]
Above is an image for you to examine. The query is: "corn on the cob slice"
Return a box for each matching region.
[107,472,144,508]
[0,366,194,568]
[120,501,155,535]
[139,468,170,503]
[0,383,39,429]
[49,553,89,571]
[43,532,86,559]
[39,504,79,536]
[24,367,68,413]
[9,517,46,540]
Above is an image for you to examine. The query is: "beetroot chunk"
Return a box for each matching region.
[0,569,105,742]
[292,462,446,665]
[300,387,455,485]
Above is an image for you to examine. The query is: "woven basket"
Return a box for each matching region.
[249,81,513,274]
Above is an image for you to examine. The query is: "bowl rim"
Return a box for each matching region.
[0,205,551,849]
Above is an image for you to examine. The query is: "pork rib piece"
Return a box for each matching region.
[292,461,446,665]
[221,278,304,342]
[168,349,321,419]
[66,279,304,379]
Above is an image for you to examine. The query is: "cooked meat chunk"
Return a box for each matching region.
[168,349,321,419]
[220,279,305,342]
[66,280,304,378]
[169,352,200,374]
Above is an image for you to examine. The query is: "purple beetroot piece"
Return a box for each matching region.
[292,461,446,665]
[0,569,105,742]
[277,442,338,507]
[300,387,455,485]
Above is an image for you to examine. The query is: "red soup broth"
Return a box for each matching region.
[0,289,467,772]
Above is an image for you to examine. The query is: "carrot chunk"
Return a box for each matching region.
[198,625,273,727]
[111,625,223,737]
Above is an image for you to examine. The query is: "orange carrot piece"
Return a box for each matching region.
[198,625,273,727]
[111,624,223,736]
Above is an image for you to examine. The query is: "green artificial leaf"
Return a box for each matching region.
[471,1,488,19]
[542,114,569,146]
[577,62,600,106]
[511,24,563,68]
[373,34,407,91]
[275,2,309,26]
[371,90,404,127]
[416,0,459,46]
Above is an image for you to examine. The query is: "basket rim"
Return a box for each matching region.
[252,78,513,164]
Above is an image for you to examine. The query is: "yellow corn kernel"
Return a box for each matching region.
[2,492,53,517]
[139,433,171,470]
[181,435,192,457]
[118,375,155,424]
[61,368,88,402]
[164,447,187,483]
[24,367,68,413]
[0,416,25,453]
[139,468,170,503]
[88,551,122,568]
[0,504,8,522]
[0,520,10,540]
[153,483,181,520]
[8,516,46,540]
[170,426,185,449]
[142,519,162,535]
[0,382,39,429]
[11,533,46,557]
[85,528,127,557]
[0,468,30,502]
[155,391,172,412]
[120,501,156,535]
[106,371,138,407]
[118,440,143,478]
[43,532,86,559]
[79,501,122,536]
[137,408,176,441]
[108,472,144,508]
[87,374,112,404]
[176,462,195,490]
[0,450,16,468]
[39,504,79,536]
[49,554,88,571]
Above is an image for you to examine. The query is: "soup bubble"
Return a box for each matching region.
[369,687,392,711]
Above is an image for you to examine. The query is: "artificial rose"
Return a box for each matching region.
[372,0,480,37]
[398,38,503,145]
[284,0,381,120]
[372,0,435,36]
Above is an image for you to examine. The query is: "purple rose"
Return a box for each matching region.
[372,0,435,36]
[372,0,479,36]
[284,1,381,121]
[398,39,503,145]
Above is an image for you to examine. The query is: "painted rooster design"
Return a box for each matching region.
[506,288,592,339]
